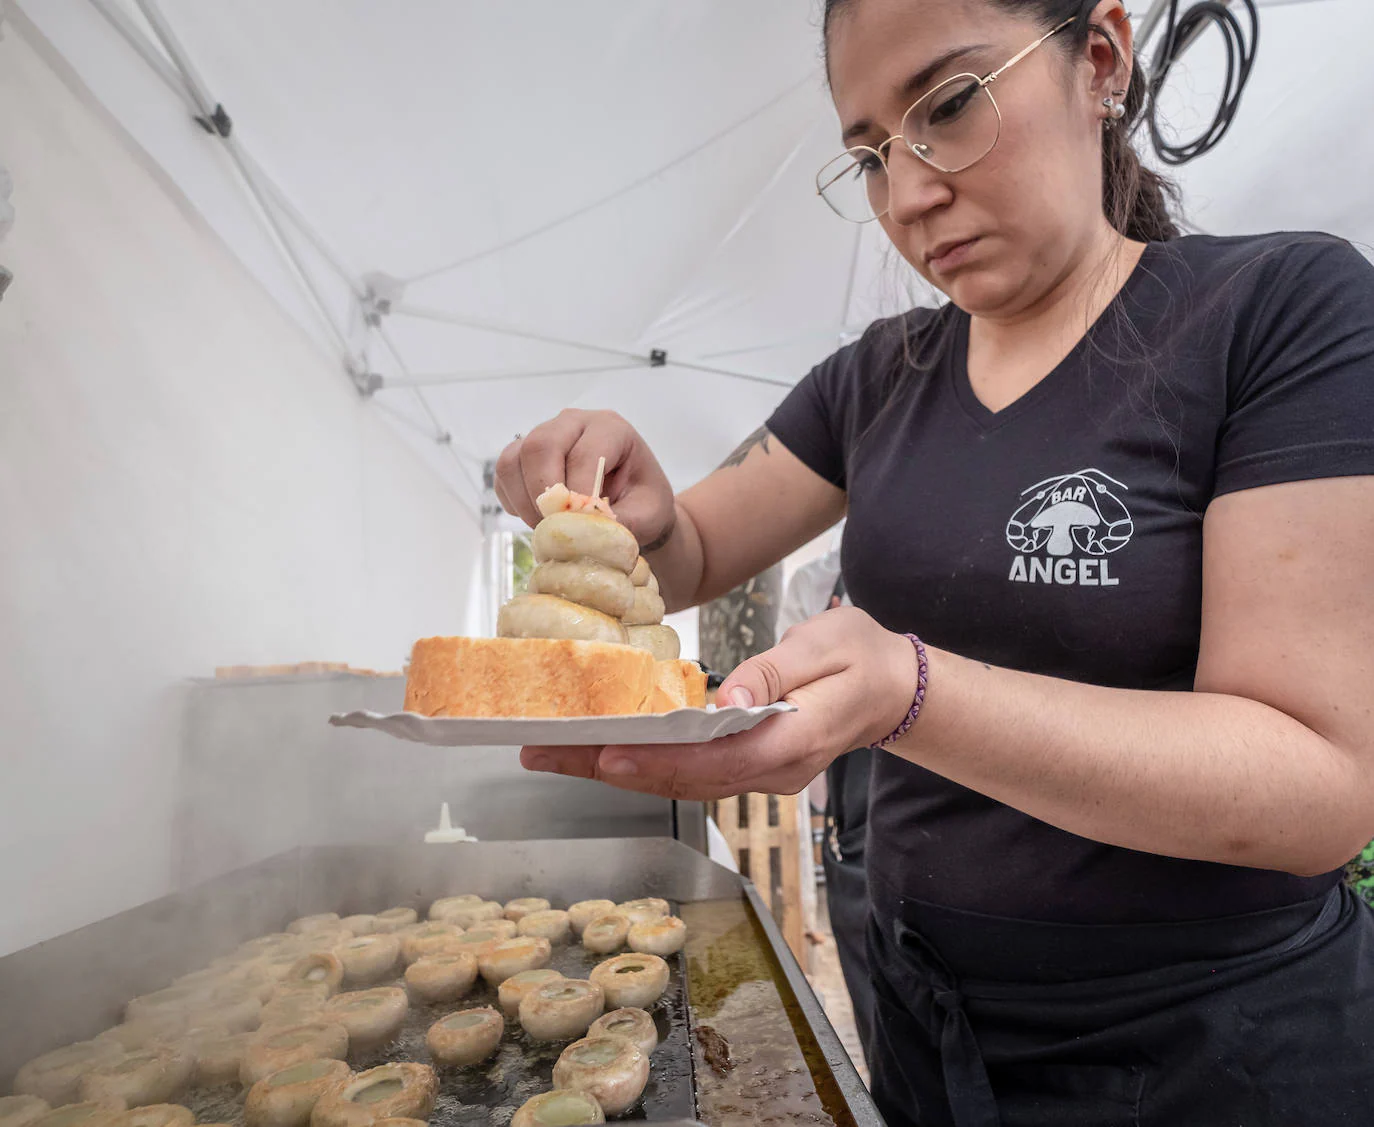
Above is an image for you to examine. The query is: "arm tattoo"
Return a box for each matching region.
[641,507,678,554]
[718,425,771,470]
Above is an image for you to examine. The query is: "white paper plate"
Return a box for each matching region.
[328,702,796,747]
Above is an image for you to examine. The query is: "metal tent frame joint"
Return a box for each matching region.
[193,103,232,138]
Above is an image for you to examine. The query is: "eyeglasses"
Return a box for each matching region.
[816,18,1074,223]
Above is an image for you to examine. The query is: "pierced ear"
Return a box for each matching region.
[1086,0,1134,101]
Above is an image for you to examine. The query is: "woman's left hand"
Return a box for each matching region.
[519,607,918,800]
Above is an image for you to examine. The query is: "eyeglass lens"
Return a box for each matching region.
[817,76,1002,222]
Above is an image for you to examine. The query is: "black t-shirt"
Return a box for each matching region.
[767,233,1374,924]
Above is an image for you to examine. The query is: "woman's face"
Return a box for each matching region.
[827,0,1112,319]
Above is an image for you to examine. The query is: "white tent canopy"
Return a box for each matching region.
[16,0,1374,511]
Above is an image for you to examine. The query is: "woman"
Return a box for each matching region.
[495,0,1374,1122]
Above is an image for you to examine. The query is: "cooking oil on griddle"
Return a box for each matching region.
[682,899,852,1127]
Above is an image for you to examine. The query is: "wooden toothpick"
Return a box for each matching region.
[591,456,606,501]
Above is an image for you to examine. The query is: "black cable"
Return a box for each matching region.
[1144,0,1260,166]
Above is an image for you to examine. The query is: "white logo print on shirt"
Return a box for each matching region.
[1005,469,1133,586]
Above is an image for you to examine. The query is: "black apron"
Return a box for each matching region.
[866,873,1374,1127]
[820,569,878,1062]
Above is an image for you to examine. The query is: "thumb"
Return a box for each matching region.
[718,635,830,710]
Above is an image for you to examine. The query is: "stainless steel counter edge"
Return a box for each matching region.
[740,878,886,1127]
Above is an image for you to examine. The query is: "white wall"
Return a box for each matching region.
[0,26,477,955]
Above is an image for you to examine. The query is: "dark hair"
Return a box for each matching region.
[823,0,1180,243]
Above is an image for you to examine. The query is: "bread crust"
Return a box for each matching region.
[404,637,656,718]
[647,660,707,712]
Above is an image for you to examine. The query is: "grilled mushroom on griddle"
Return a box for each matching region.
[0,1096,51,1127]
[517,910,571,945]
[580,915,630,956]
[96,1020,185,1054]
[397,922,465,965]
[243,1058,350,1127]
[14,1042,125,1104]
[518,979,606,1043]
[552,1035,650,1117]
[626,916,686,957]
[478,938,553,987]
[566,901,616,938]
[371,908,418,934]
[427,895,481,922]
[436,900,504,930]
[425,1007,504,1067]
[258,991,328,1033]
[403,952,479,1004]
[77,1047,193,1109]
[319,988,408,1048]
[27,1103,124,1127]
[286,915,340,936]
[614,899,669,926]
[310,1063,437,1127]
[589,954,669,1010]
[502,898,550,924]
[339,915,379,936]
[283,953,344,996]
[336,936,400,986]
[588,1008,658,1057]
[510,1090,605,1127]
[239,1023,349,1086]
[449,924,516,962]
[105,1105,193,1127]
[497,970,564,1017]
[189,1031,255,1087]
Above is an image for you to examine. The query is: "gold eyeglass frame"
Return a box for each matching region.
[817,17,1075,222]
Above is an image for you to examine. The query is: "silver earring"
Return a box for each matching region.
[1103,97,1126,121]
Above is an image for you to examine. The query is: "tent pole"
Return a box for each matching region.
[389,301,646,363]
[127,0,219,120]
[222,133,356,360]
[239,149,363,297]
[92,0,359,365]
[665,359,793,389]
[87,0,363,302]
[84,0,200,114]
[380,362,642,389]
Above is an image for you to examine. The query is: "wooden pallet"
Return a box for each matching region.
[712,792,813,971]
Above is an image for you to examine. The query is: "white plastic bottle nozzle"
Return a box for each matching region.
[425,802,477,844]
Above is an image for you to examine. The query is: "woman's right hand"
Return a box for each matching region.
[493,409,677,548]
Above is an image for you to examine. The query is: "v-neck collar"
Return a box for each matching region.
[950,242,1157,433]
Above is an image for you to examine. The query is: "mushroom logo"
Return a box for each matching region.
[1005,469,1133,558]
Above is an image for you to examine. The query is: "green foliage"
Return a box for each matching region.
[1344,839,1374,906]
[512,532,535,595]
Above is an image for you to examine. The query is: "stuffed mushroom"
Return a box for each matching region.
[243,1058,350,1127]
[309,1064,437,1127]
[403,952,479,1005]
[552,1036,649,1117]
[589,955,669,1010]
[424,1008,504,1067]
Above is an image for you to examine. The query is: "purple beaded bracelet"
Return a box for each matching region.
[877,633,930,748]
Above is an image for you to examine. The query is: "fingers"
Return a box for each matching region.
[566,415,635,500]
[516,411,589,511]
[491,409,675,547]
[494,439,540,528]
[520,745,603,778]
[717,620,847,709]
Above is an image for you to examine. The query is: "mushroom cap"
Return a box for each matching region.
[1029,499,1100,527]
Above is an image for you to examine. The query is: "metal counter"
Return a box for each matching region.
[0,839,881,1126]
